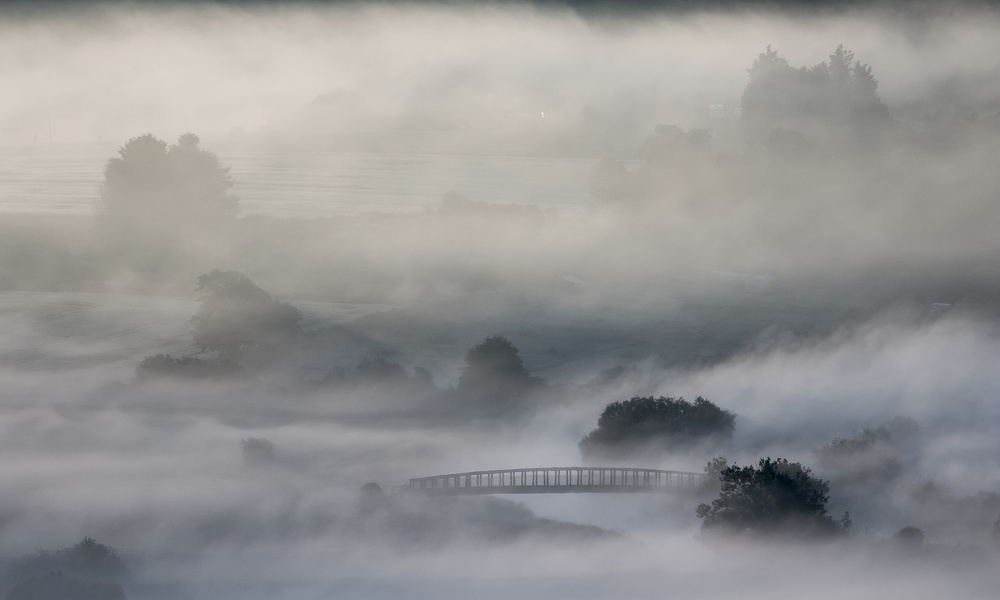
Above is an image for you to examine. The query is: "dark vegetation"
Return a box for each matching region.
[191,269,302,364]
[94,133,237,277]
[6,537,128,600]
[813,418,919,496]
[696,457,848,539]
[579,396,735,459]
[454,334,546,414]
[741,45,890,151]
[134,269,301,379]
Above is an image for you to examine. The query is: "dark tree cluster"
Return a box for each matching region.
[456,334,544,413]
[696,457,847,539]
[101,133,237,228]
[579,396,735,459]
[191,269,303,364]
[137,269,302,380]
[814,423,906,493]
[7,537,128,600]
[95,133,238,274]
[741,45,890,151]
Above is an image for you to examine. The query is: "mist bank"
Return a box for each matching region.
[3,2,1000,148]
[0,307,999,598]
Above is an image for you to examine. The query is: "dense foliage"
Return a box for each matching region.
[456,335,543,411]
[697,457,845,539]
[741,45,890,149]
[191,269,302,363]
[96,133,238,273]
[579,396,735,458]
[101,133,238,226]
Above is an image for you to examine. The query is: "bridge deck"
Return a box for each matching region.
[404,467,706,495]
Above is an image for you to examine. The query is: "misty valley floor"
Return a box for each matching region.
[0,284,999,599]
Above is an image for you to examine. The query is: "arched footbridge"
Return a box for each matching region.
[402,467,707,495]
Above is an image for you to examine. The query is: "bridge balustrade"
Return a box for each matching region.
[405,467,706,495]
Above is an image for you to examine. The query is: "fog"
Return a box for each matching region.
[1,1,999,599]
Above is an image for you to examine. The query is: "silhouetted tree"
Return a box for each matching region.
[96,133,237,272]
[8,537,128,600]
[892,526,925,549]
[702,455,729,494]
[456,334,543,411]
[741,45,889,150]
[191,269,302,363]
[101,133,237,226]
[579,396,735,459]
[696,457,844,539]
[814,424,902,492]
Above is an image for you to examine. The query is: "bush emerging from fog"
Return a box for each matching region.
[579,396,734,459]
[9,537,128,586]
[697,457,846,540]
[94,133,238,275]
[701,455,730,495]
[192,269,303,364]
[814,424,903,492]
[741,44,890,150]
[456,335,544,411]
[892,526,925,550]
[101,133,238,225]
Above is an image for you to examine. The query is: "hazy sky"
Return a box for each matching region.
[2,1,999,145]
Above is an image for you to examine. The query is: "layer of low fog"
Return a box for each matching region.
[1,2,1000,600]
[1,307,998,598]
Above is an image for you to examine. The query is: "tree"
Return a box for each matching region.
[814,425,902,493]
[8,537,127,600]
[96,133,238,271]
[579,396,735,459]
[696,457,844,539]
[101,133,237,225]
[456,334,543,411]
[740,45,890,150]
[9,536,128,582]
[191,270,302,364]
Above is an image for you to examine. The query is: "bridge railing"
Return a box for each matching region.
[405,467,707,494]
